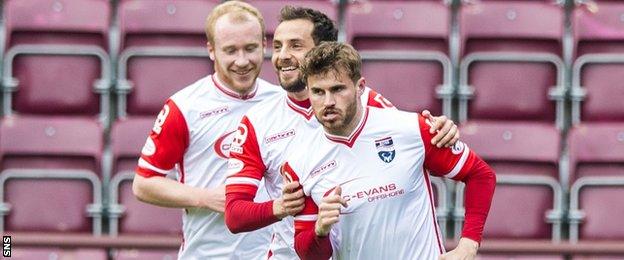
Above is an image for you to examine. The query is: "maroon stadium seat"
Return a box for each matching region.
[346,0,451,115]
[455,121,563,241]
[568,123,624,243]
[11,247,107,260]
[568,3,624,253]
[108,118,182,237]
[458,1,565,127]
[0,116,103,234]
[116,0,216,118]
[248,0,338,85]
[3,0,111,122]
[107,118,181,258]
[571,2,624,124]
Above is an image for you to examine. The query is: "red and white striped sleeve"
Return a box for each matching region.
[417,114,496,243]
[224,116,278,233]
[136,99,189,178]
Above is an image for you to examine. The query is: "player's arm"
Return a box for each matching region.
[224,117,305,233]
[133,100,225,212]
[294,187,341,260]
[365,88,459,147]
[418,115,496,257]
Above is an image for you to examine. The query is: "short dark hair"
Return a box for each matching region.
[301,42,362,84]
[279,5,338,45]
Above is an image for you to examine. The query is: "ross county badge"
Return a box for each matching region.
[374,137,396,163]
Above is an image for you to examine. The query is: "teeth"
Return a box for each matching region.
[281,66,297,72]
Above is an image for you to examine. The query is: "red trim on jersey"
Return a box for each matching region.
[286,96,314,120]
[267,234,275,259]
[423,169,444,254]
[325,107,369,148]
[136,99,190,179]
[288,96,311,108]
[212,74,258,100]
[366,88,394,109]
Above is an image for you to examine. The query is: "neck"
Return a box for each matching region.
[326,103,364,137]
[286,88,309,102]
[214,72,254,97]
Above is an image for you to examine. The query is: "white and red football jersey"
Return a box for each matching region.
[136,74,281,259]
[284,107,490,260]
[225,87,394,259]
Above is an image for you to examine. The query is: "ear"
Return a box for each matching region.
[262,37,267,56]
[356,77,366,96]
[207,41,216,61]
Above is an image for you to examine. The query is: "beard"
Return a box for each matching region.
[318,94,359,136]
[279,74,306,93]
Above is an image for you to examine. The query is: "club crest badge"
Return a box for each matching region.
[375,137,395,163]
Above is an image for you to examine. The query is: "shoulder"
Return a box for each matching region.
[169,76,211,112]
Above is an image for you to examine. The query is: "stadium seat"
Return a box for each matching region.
[10,247,107,260]
[453,2,566,246]
[567,3,624,250]
[107,118,181,259]
[345,0,452,115]
[571,1,624,125]
[247,0,338,85]
[116,0,216,118]
[454,121,564,241]
[0,116,103,234]
[458,1,565,127]
[2,0,112,124]
[568,124,624,243]
[108,118,182,237]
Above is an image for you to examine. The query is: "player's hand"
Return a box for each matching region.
[439,237,478,260]
[422,110,459,148]
[315,186,347,237]
[273,181,305,219]
[203,185,225,213]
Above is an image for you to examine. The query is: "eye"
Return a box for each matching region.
[245,45,257,52]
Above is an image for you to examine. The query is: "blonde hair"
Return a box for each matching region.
[205,1,265,44]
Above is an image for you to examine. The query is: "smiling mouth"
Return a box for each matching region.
[280,66,297,72]
[232,69,252,76]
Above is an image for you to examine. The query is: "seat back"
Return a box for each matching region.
[109,117,182,236]
[459,2,564,124]
[0,116,103,234]
[457,121,563,240]
[4,0,110,117]
[572,2,624,124]
[117,0,216,117]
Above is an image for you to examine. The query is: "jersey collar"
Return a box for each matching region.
[286,95,314,120]
[324,107,369,148]
[211,74,258,100]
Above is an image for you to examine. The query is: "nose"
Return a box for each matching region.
[234,50,250,67]
[323,92,336,107]
[277,46,291,63]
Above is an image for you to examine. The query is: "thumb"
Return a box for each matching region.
[421,109,432,119]
[334,185,342,196]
